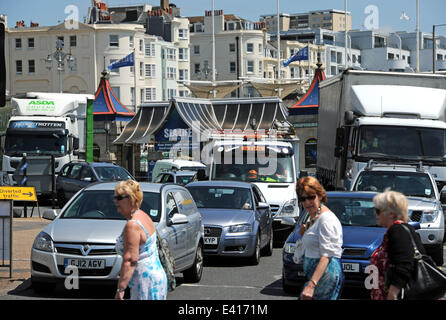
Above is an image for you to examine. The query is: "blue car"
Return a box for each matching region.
[186,181,273,265]
[282,191,386,293]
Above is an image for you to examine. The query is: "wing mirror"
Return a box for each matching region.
[170,213,188,225]
[43,209,59,220]
[257,202,270,210]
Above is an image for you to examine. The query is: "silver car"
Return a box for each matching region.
[31,182,204,292]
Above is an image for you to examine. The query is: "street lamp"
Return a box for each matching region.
[432,23,446,73]
[45,39,75,93]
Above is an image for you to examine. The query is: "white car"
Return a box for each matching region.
[351,162,445,266]
[31,182,204,292]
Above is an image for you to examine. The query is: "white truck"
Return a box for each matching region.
[2,92,94,192]
[206,131,300,237]
[317,70,446,190]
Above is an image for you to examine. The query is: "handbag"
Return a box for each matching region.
[400,224,446,300]
[293,238,305,264]
[156,231,176,292]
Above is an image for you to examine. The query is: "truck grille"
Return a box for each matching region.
[270,205,280,216]
[410,211,423,222]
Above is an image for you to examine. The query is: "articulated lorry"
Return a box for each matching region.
[2,92,94,193]
[317,70,446,190]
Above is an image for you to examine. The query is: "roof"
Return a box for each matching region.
[93,72,135,122]
[114,96,289,144]
[288,65,326,116]
[186,180,253,188]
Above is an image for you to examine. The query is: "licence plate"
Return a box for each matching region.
[64,258,105,269]
[204,237,218,245]
[342,263,360,273]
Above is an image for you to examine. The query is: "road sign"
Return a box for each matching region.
[0,186,37,201]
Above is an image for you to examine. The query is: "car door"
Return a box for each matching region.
[56,164,71,198]
[163,190,188,270]
[64,163,83,199]
[253,185,270,246]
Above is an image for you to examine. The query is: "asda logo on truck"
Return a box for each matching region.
[26,100,56,112]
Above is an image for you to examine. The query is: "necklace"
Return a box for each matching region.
[130,209,138,219]
[308,205,322,227]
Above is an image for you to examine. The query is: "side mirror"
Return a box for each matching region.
[170,213,188,225]
[440,186,446,204]
[73,137,79,150]
[257,202,270,210]
[82,177,92,182]
[43,209,59,220]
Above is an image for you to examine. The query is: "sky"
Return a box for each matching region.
[2,0,446,36]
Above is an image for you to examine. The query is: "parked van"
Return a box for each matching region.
[151,159,207,182]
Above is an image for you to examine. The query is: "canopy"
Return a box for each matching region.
[249,80,302,99]
[93,71,135,121]
[184,81,241,99]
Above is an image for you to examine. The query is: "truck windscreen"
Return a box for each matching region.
[5,133,68,156]
[211,148,294,183]
[357,126,446,161]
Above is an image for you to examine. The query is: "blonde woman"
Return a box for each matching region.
[370,190,427,300]
[114,180,167,300]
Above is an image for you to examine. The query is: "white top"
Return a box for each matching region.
[302,210,343,259]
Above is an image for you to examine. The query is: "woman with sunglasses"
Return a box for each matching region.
[114,180,167,300]
[296,176,344,300]
[370,190,427,300]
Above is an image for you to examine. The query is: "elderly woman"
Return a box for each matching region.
[114,180,167,300]
[370,190,427,300]
[297,176,344,300]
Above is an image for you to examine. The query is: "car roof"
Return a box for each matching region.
[156,159,206,167]
[66,161,120,168]
[186,180,252,188]
[163,170,197,176]
[326,191,378,199]
[83,181,184,193]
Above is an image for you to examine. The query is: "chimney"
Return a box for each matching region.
[160,0,169,11]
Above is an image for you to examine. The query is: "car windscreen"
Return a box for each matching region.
[94,166,133,181]
[352,171,435,199]
[300,197,379,227]
[60,190,161,222]
[187,186,253,210]
[176,175,195,185]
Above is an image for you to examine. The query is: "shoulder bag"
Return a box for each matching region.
[156,231,176,292]
[400,224,446,300]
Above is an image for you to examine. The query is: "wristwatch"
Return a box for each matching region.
[116,287,126,293]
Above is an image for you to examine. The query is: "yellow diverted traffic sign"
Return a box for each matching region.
[0,186,37,201]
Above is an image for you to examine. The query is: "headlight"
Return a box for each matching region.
[229,224,252,233]
[277,198,298,217]
[33,232,54,252]
[283,242,296,254]
[421,210,440,223]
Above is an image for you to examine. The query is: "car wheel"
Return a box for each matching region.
[249,233,261,265]
[261,229,273,256]
[183,241,203,283]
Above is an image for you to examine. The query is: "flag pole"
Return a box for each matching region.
[277,0,281,98]
[133,48,137,112]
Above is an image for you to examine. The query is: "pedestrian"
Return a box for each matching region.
[296,176,344,300]
[370,189,427,300]
[114,180,167,300]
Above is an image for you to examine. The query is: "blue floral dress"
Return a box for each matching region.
[116,220,167,300]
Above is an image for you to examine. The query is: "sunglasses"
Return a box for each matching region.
[114,194,129,201]
[374,208,381,216]
[299,195,316,202]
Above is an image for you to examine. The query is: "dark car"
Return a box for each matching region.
[186,181,273,265]
[56,161,134,207]
[282,191,387,293]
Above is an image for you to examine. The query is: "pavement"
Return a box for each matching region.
[0,217,50,296]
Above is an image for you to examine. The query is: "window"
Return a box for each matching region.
[145,64,156,78]
[16,60,22,74]
[305,138,317,168]
[388,53,395,60]
[247,43,254,53]
[139,62,144,77]
[145,42,155,57]
[258,43,262,53]
[247,60,254,73]
[130,87,135,105]
[290,67,298,78]
[166,48,176,60]
[69,35,77,47]
[57,36,64,47]
[230,62,236,73]
[129,36,134,48]
[15,38,22,49]
[28,60,35,73]
[336,52,343,64]
[178,29,188,39]
[178,48,188,61]
[179,69,189,81]
[229,43,236,52]
[193,45,200,55]
[167,89,176,99]
[195,24,203,32]
[139,39,143,53]
[259,61,262,74]
[330,51,336,63]
[109,35,119,47]
[194,63,200,74]
[167,67,176,79]
[27,38,34,48]
[145,88,156,101]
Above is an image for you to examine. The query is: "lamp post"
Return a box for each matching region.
[45,39,74,93]
[432,23,446,73]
